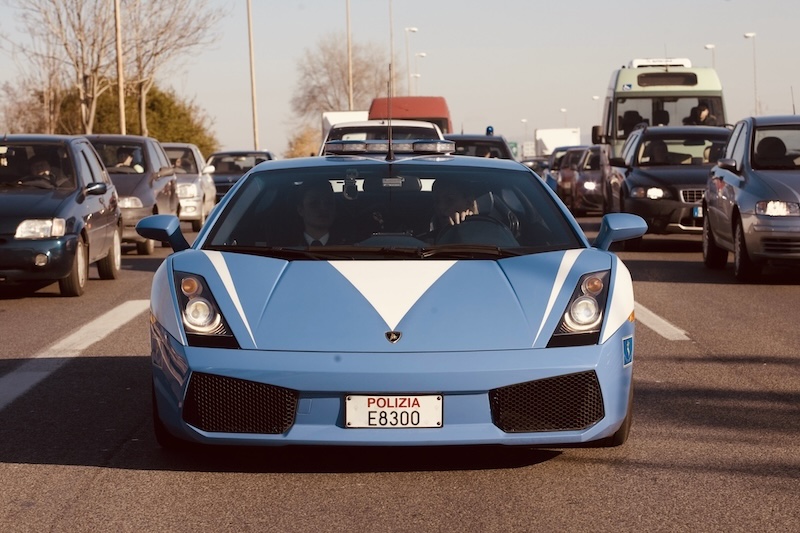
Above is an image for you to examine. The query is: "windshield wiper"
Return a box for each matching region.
[203,244,523,261]
[418,244,522,259]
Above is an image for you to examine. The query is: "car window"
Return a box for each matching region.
[92,141,147,173]
[204,163,583,257]
[0,143,75,190]
[731,123,748,164]
[726,122,744,160]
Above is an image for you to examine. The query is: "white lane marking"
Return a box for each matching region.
[635,302,691,341]
[0,299,150,411]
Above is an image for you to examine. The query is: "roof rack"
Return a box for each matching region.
[627,58,692,68]
[323,139,455,156]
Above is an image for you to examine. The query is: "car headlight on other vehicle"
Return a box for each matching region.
[178,183,200,198]
[630,186,666,200]
[119,196,144,208]
[755,200,800,216]
[174,272,239,348]
[15,218,66,239]
[548,271,610,347]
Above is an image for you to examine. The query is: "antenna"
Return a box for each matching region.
[386,75,395,161]
[792,86,796,114]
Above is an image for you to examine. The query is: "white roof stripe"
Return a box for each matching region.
[330,260,457,330]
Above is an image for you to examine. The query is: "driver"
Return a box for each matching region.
[430,178,479,230]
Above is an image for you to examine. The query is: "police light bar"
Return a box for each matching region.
[324,139,455,156]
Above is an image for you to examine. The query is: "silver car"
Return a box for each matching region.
[704,115,800,281]
[163,143,217,232]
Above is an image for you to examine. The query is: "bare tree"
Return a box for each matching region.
[4,0,118,134]
[290,33,394,122]
[0,29,68,133]
[121,0,224,137]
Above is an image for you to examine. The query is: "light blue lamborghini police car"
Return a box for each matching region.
[137,139,646,450]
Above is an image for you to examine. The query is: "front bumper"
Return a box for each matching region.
[121,206,153,242]
[150,319,635,447]
[625,198,703,235]
[0,235,77,283]
[743,213,800,263]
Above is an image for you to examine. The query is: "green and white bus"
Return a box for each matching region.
[592,58,726,156]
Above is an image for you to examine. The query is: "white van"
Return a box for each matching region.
[592,58,726,156]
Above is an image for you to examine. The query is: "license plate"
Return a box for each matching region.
[692,206,703,218]
[345,395,442,428]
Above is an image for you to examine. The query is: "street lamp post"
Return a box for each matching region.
[521,118,528,140]
[404,27,418,96]
[560,108,567,127]
[744,33,758,115]
[414,52,426,95]
[704,43,716,69]
[592,95,600,123]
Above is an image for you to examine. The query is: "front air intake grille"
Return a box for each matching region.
[183,372,298,434]
[762,237,800,254]
[681,189,705,203]
[489,371,604,432]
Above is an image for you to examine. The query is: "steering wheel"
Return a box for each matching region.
[435,214,518,246]
[17,175,55,188]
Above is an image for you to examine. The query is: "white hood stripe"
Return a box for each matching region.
[533,249,583,345]
[203,250,256,346]
[330,260,457,330]
[601,256,635,344]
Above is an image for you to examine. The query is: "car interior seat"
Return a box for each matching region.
[653,110,670,126]
[755,137,795,168]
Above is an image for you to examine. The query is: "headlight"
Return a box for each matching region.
[174,272,238,348]
[119,196,144,208]
[631,186,666,199]
[15,218,66,239]
[548,271,610,348]
[755,201,800,216]
[178,183,200,198]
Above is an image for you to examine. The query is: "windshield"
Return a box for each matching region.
[209,153,271,174]
[615,97,725,140]
[636,133,730,167]
[203,162,583,259]
[0,143,76,190]
[92,141,146,174]
[326,126,440,141]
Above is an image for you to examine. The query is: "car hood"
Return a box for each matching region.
[630,166,710,187]
[0,189,73,226]
[751,169,800,200]
[152,248,635,353]
[109,173,148,197]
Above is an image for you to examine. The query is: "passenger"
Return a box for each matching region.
[296,181,340,246]
[475,146,493,158]
[682,107,700,125]
[115,147,144,173]
[27,156,69,187]
[696,104,718,126]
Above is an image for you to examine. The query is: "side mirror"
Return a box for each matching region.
[717,158,738,173]
[136,214,190,252]
[609,157,627,168]
[591,125,606,145]
[202,164,215,174]
[158,166,175,178]
[593,213,648,251]
[85,182,108,195]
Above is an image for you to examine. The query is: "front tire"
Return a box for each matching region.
[59,235,88,297]
[734,219,762,282]
[702,212,727,269]
[136,238,155,255]
[97,227,122,279]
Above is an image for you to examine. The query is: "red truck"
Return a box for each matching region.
[368,96,453,134]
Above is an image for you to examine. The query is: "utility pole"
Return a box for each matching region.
[247,0,260,149]
[114,0,126,134]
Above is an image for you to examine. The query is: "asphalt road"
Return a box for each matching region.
[0,220,798,532]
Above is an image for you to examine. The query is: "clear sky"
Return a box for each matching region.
[2,0,799,158]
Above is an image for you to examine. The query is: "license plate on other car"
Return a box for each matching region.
[692,206,703,218]
[345,395,442,428]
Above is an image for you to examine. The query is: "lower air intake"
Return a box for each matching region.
[489,371,604,432]
[183,372,298,434]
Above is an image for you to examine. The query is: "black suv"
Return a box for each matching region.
[605,125,731,249]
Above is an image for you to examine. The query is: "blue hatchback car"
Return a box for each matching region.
[0,135,121,296]
[137,139,647,451]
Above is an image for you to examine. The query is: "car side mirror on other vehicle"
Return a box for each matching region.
[592,213,648,251]
[609,157,627,168]
[85,182,108,195]
[157,166,176,178]
[716,158,739,173]
[202,164,215,174]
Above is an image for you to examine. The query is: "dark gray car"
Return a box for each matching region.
[207,150,275,202]
[87,134,178,254]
